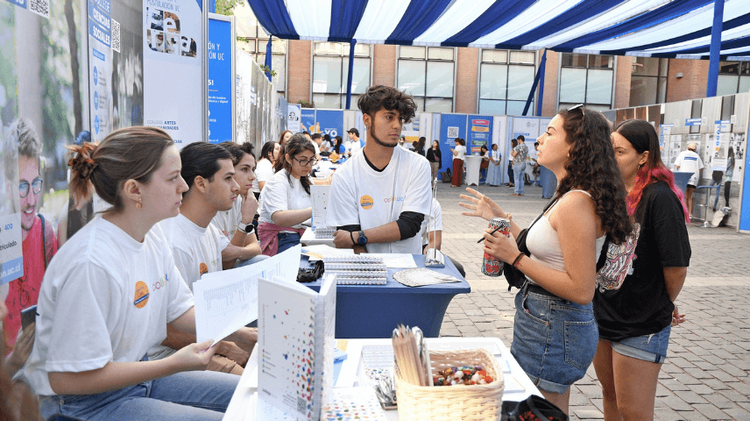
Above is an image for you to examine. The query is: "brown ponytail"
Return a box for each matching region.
[67,126,174,212]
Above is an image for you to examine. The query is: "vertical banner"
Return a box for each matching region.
[235,50,255,147]
[711,120,731,170]
[301,108,316,134]
[659,124,673,166]
[143,0,203,148]
[468,115,493,153]
[492,116,507,184]
[439,114,467,172]
[287,103,301,133]
[315,110,343,139]
[207,14,233,144]
[276,94,288,138]
[419,112,432,143]
[88,0,113,142]
[0,142,22,285]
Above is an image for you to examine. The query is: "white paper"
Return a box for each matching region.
[302,244,354,261]
[365,253,417,268]
[311,185,331,228]
[193,245,301,344]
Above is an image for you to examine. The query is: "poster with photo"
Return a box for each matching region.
[0,137,22,285]
[668,134,682,168]
[143,0,202,148]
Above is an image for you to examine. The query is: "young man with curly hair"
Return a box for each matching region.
[329,85,431,254]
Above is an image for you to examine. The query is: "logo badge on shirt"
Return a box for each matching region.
[199,262,208,276]
[360,195,374,210]
[134,281,150,309]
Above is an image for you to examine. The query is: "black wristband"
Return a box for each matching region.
[349,230,355,246]
[512,252,525,268]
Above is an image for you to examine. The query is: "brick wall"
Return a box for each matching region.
[373,44,396,87]
[287,40,311,104]
[614,56,633,109]
[540,50,559,117]
[667,58,709,102]
[455,47,478,114]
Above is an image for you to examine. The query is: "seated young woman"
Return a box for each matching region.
[22,126,255,421]
[257,134,315,256]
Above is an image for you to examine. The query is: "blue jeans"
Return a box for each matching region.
[277,232,301,254]
[235,253,270,267]
[40,370,239,421]
[608,325,671,364]
[511,285,598,394]
[513,163,526,194]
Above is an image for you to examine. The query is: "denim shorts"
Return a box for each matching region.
[510,285,598,394]
[608,325,671,364]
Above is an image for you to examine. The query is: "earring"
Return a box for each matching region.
[136,199,142,209]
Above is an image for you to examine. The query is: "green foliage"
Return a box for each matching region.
[259,65,277,77]
[298,100,315,108]
[215,0,242,16]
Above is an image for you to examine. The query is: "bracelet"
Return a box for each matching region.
[349,230,355,246]
[512,252,525,268]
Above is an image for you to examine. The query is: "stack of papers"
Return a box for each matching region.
[392,268,461,287]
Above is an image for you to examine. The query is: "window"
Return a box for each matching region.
[717,62,750,97]
[235,8,287,95]
[478,49,536,115]
[397,47,455,113]
[629,57,668,107]
[312,42,371,109]
[559,53,614,111]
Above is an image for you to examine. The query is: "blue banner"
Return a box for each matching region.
[467,115,493,154]
[316,110,344,139]
[301,108,316,133]
[208,17,233,144]
[439,114,467,173]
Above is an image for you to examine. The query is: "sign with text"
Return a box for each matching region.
[208,15,233,143]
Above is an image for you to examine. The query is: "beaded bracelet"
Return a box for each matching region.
[512,252,525,268]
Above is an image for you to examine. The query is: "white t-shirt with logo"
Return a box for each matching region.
[211,195,242,239]
[258,168,312,229]
[674,150,704,186]
[23,217,194,396]
[328,146,432,254]
[159,213,229,291]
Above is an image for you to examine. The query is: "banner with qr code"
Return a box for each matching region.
[143,0,203,148]
[439,114,468,171]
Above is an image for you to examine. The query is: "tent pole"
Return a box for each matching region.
[523,49,547,116]
[706,0,724,97]
[536,50,547,116]
[346,40,356,110]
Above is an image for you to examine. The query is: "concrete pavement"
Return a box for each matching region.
[435,182,750,420]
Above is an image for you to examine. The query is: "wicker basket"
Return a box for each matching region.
[395,348,505,421]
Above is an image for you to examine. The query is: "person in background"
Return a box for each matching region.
[413,137,426,156]
[320,134,333,157]
[2,118,57,376]
[0,301,42,421]
[278,130,293,147]
[450,138,466,188]
[426,140,442,182]
[346,128,363,157]
[253,141,280,196]
[329,85,430,255]
[24,126,251,420]
[511,135,529,196]
[486,143,502,186]
[258,135,315,255]
[479,145,490,184]
[155,142,259,375]
[310,133,323,161]
[212,142,267,268]
[507,138,517,188]
[418,198,465,277]
[593,119,690,420]
[332,135,346,156]
[673,142,703,218]
[532,141,542,186]
[722,146,735,210]
[461,106,632,413]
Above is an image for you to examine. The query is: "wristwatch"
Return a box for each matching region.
[357,230,368,246]
[237,221,255,234]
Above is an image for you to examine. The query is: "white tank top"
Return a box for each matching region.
[525,190,606,276]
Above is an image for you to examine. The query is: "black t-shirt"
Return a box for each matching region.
[594,181,691,341]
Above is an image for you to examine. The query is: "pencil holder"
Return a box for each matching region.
[395,348,504,421]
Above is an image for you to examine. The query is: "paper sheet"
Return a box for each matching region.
[311,185,331,228]
[365,253,417,268]
[302,244,355,261]
[193,245,301,344]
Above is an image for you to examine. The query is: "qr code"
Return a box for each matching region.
[29,0,49,18]
[296,396,306,413]
[448,126,459,138]
[111,19,121,53]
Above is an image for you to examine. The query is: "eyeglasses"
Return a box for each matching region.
[19,178,43,198]
[292,156,318,167]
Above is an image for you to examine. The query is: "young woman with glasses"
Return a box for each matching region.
[460,105,632,414]
[258,134,316,255]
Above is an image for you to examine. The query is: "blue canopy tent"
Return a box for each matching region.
[236,0,750,110]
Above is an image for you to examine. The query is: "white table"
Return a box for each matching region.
[300,227,335,246]
[223,337,541,420]
[465,155,484,186]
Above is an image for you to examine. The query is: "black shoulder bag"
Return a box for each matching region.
[503,197,558,291]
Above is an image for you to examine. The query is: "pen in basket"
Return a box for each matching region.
[391,325,432,387]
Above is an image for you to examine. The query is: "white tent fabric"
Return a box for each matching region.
[247,0,750,59]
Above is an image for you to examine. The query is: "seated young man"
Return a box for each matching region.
[211,141,267,267]
[329,85,432,254]
[153,142,257,374]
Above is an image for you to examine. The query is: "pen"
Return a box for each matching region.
[477,226,502,243]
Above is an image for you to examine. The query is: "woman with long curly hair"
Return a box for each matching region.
[593,119,690,420]
[460,106,632,414]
